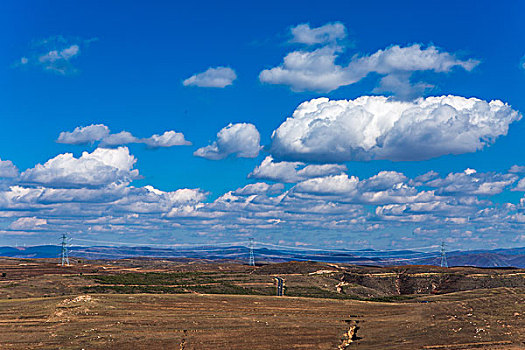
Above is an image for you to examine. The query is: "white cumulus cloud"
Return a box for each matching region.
[290,22,346,45]
[57,124,110,145]
[270,95,521,162]
[233,182,285,196]
[143,131,191,148]
[426,169,517,195]
[261,23,479,98]
[0,159,19,178]
[294,174,360,195]
[248,156,347,183]
[513,178,525,192]
[509,165,525,174]
[9,217,47,230]
[21,147,139,188]
[1,149,524,248]
[58,124,191,148]
[194,123,261,160]
[183,66,237,88]
[100,131,138,147]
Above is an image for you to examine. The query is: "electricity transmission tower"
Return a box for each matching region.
[60,233,70,266]
[248,238,255,266]
[440,240,448,268]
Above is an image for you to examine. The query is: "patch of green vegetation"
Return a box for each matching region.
[191,282,265,295]
[83,285,186,294]
[252,287,279,296]
[80,272,416,301]
[0,283,17,288]
[360,295,415,302]
[84,272,217,286]
[285,286,349,299]
[284,286,415,302]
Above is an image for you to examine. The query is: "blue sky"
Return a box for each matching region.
[1,0,524,250]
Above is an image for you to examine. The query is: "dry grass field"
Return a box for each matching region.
[0,258,523,349]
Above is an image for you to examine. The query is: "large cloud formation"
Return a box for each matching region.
[260,23,479,98]
[21,147,139,188]
[1,142,525,249]
[270,96,521,162]
[194,123,261,160]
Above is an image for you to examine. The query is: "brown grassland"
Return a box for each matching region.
[0,257,523,349]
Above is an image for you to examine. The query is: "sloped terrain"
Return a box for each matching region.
[0,258,524,349]
[0,289,523,349]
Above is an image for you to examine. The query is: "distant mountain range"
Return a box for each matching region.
[1,245,524,268]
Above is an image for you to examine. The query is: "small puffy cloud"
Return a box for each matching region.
[261,24,479,97]
[373,72,434,100]
[58,124,191,148]
[513,178,525,192]
[294,174,359,195]
[100,131,138,147]
[297,163,348,179]
[143,131,191,148]
[248,157,303,183]
[57,124,110,145]
[21,147,139,188]
[248,156,346,183]
[426,169,517,195]
[509,165,525,174]
[290,22,346,45]
[183,67,237,88]
[38,44,80,74]
[194,123,261,160]
[233,182,285,196]
[259,46,348,92]
[0,159,18,178]
[290,171,428,206]
[414,171,439,183]
[39,44,79,63]
[9,217,47,230]
[360,171,407,191]
[355,44,478,74]
[270,96,521,162]
[142,185,208,205]
[16,36,95,75]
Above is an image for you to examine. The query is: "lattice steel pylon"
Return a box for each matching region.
[440,240,448,268]
[248,238,255,266]
[60,233,70,266]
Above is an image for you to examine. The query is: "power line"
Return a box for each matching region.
[71,237,248,248]
[70,237,440,255]
[253,241,440,254]
[255,251,441,263]
[65,237,444,264]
